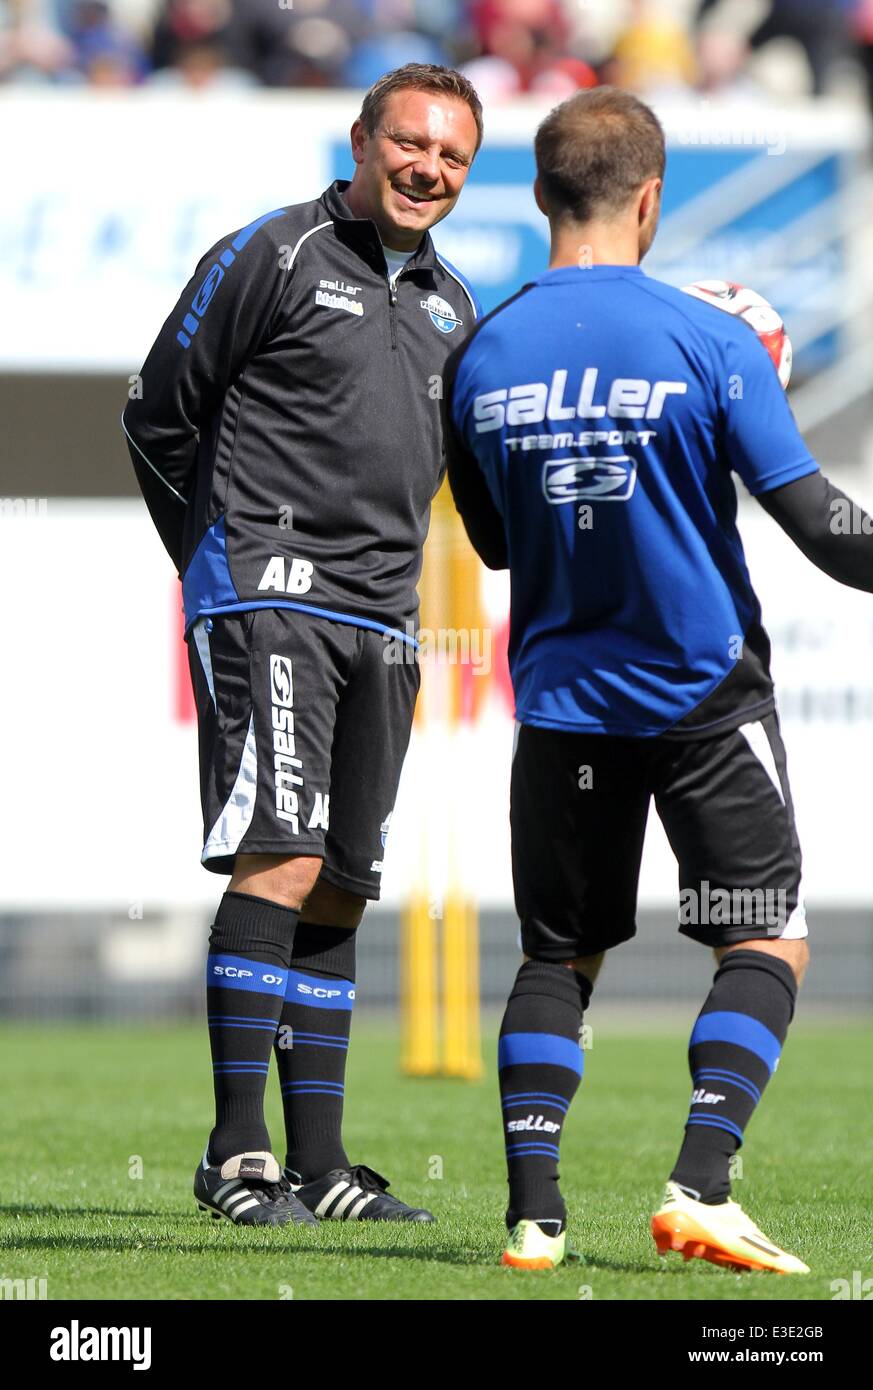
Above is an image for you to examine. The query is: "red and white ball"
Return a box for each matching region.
[682,279,793,390]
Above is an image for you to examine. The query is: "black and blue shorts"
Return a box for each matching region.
[187,607,419,898]
[511,712,806,959]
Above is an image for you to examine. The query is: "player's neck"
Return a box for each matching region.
[342,180,423,253]
[548,220,641,270]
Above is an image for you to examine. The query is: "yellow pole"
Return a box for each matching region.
[400,480,483,1080]
[442,895,483,1079]
[401,895,439,1075]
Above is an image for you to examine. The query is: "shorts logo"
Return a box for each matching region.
[371,810,392,873]
[270,654,293,705]
[420,293,462,334]
[542,455,637,503]
[307,792,330,830]
[270,654,304,832]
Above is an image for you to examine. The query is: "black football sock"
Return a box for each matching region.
[274,922,357,1183]
[206,891,298,1166]
[499,960,592,1234]
[671,949,798,1204]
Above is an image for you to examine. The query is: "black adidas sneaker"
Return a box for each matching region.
[285,1163,434,1222]
[194,1150,318,1227]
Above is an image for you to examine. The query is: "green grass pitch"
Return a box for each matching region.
[1,1017,870,1301]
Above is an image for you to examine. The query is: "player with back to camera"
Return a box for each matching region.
[123,64,482,1228]
[444,86,873,1271]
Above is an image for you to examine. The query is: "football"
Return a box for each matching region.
[681,279,793,389]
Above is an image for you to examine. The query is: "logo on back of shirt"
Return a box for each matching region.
[420,294,462,334]
[543,455,637,503]
[473,369,687,430]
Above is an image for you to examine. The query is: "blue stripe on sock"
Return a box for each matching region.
[292,1030,350,1041]
[686,1114,745,1143]
[208,1014,278,1026]
[208,1019,277,1032]
[694,1068,762,1104]
[280,1080,344,1093]
[501,1091,570,1113]
[211,1059,270,1067]
[691,1011,782,1074]
[206,954,287,998]
[284,969,355,1010]
[291,1038,349,1049]
[212,1063,270,1074]
[505,1143,561,1159]
[280,1086,345,1098]
[280,1078,345,1088]
[498,1032,583,1076]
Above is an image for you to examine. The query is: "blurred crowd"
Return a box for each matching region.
[3,0,873,106]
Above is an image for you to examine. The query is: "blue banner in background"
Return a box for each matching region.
[331,140,843,374]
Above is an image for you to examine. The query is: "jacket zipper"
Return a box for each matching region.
[387,266,411,351]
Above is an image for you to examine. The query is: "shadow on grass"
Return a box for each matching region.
[2,1205,719,1276]
[0,1204,172,1220]
[1,1220,671,1275]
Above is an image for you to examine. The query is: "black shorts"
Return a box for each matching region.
[188,607,420,898]
[511,713,806,959]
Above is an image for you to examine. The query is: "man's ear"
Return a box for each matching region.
[638,177,662,226]
[350,118,367,166]
[533,175,549,218]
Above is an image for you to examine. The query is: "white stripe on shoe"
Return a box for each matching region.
[226,1197,260,1218]
[224,1188,257,1212]
[347,1193,378,1220]
[314,1182,348,1218]
[330,1185,363,1219]
[214,1179,243,1203]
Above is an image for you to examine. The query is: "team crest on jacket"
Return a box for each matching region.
[420,293,462,334]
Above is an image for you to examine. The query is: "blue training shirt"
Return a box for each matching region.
[446,264,819,737]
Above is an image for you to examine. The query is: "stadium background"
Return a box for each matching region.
[2,0,873,1037]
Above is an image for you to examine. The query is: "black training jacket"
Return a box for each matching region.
[122,179,481,639]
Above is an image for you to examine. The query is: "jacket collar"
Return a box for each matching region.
[319,179,440,275]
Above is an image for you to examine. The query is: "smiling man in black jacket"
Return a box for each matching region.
[123,64,482,1228]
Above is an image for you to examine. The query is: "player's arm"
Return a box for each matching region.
[756,472,873,592]
[122,222,287,573]
[721,327,873,592]
[441,343,508,570]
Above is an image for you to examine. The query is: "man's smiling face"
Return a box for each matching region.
[347,88,479,250]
